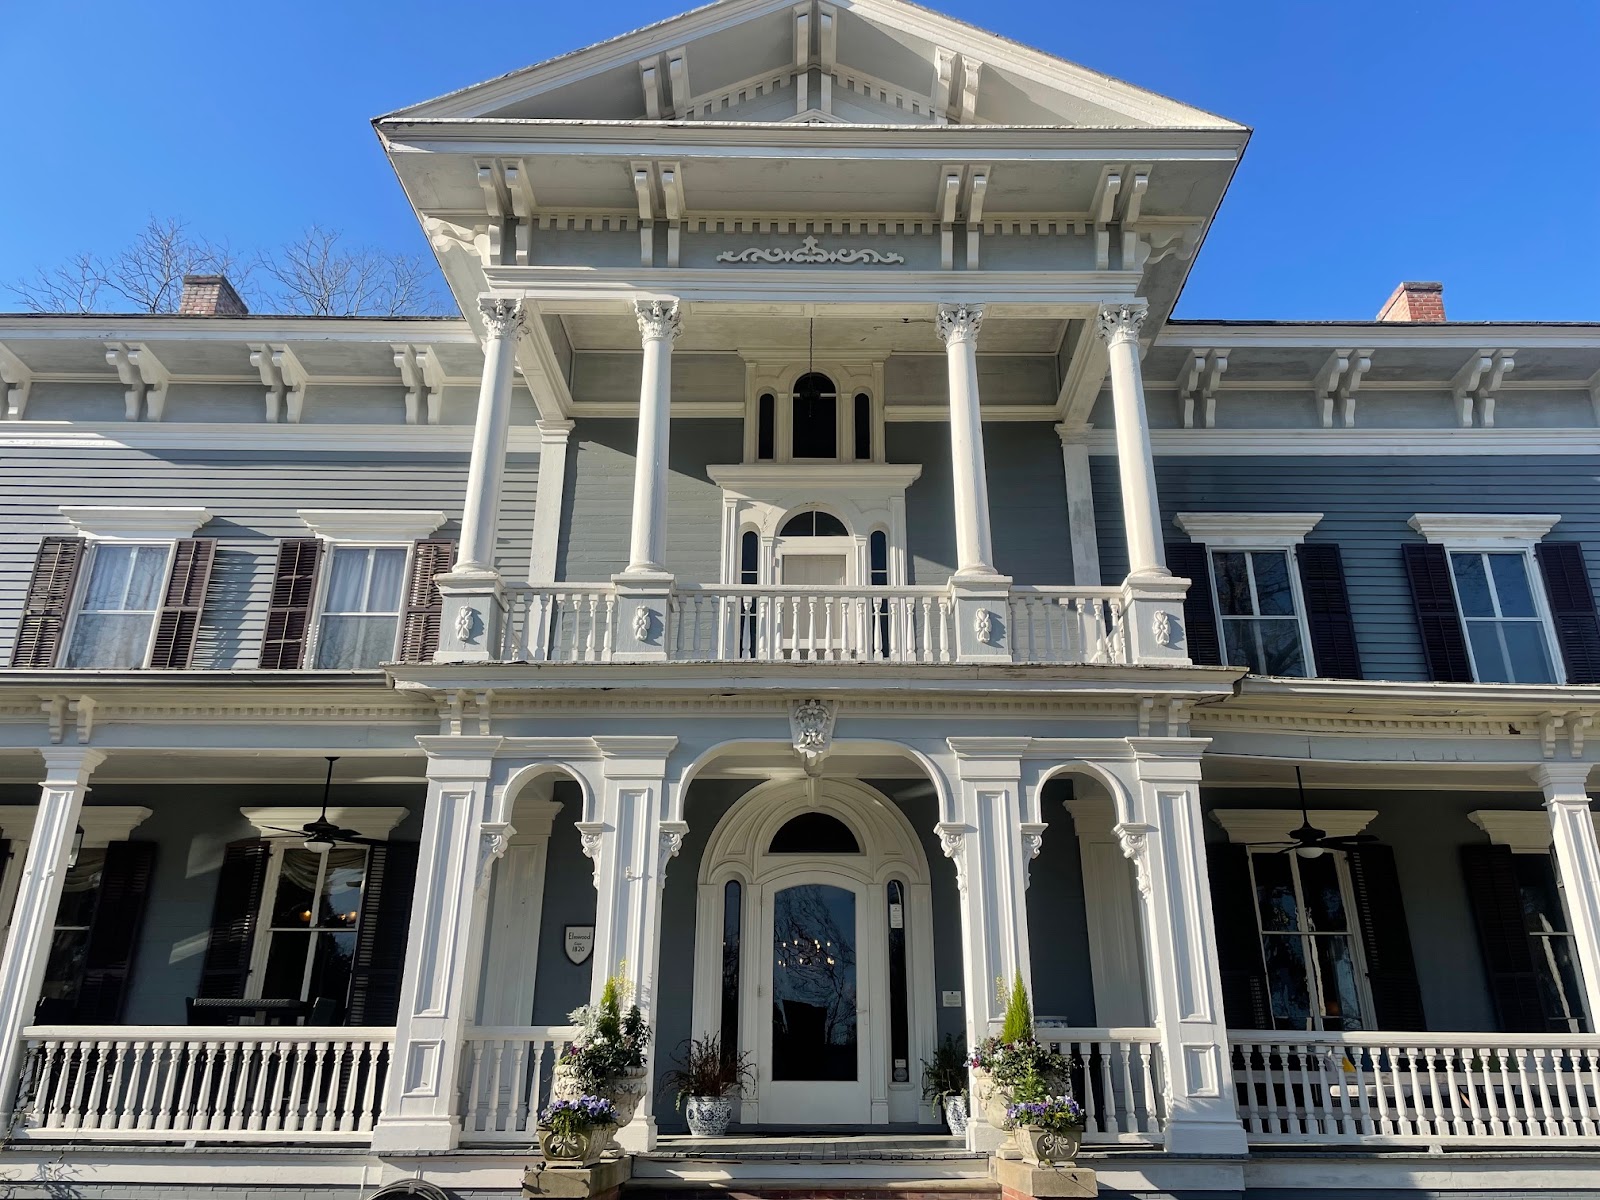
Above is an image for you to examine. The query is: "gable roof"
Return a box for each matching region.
[382,0,1243,130]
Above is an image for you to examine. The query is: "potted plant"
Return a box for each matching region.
[658,1033,754,1136]
[536,1095,619,1167]
[920,1032,969,1136]
[967,971,1068,1133]
[551,970,652,1128]
[1004,1067,1085,1167]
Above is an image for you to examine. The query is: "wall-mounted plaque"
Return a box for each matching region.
[564,925,595,965]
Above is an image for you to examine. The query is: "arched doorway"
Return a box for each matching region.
[692,778,936,1127]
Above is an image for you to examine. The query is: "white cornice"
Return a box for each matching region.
[707,463,923,493]
[1469,810,1556,854]
[1175,512,1323,547]
[0,805,151,847]
[1086,428,1600,456]
[240,806,408,842]
[1211,808,1378,845]
[1407,513,1560,549]
[298,510,448,543]
[61,506,212,541]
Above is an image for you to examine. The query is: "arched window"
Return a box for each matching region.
[769,811,861,854]
[854,394,872,460]
[792,372,838,459]
[779,509,848,537]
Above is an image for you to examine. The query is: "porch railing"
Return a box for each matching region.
[503,583,1126,666]
[1229,1030,1600,1146]
[1037,1025,1165,1143]
[13,1025,392,1142]
[458,1024,580,1144]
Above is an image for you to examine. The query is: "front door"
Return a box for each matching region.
[756,875,872,1124]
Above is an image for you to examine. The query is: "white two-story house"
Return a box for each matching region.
[1,3,1599,1199]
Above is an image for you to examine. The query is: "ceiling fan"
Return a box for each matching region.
[1252,766,1377,859]
[259,757,378,854]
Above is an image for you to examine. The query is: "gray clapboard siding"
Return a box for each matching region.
[558,418,743,584]
[0,448,537,668]
[1092,454,1600,682]
[888,422,1074,585]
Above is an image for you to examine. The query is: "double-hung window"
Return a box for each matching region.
[1248,849,1370,1031]
[252,846,368,1022]
[1448,551,1557,684]
[314,546,408,669]
[1512,854,1587,1033]
[1175,512,1324,678]
[64,545,169,668]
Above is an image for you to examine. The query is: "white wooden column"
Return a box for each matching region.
[436,298,525,662]
[0,748,104,1126]
[935,303,997,577]
[1119,740,1245,1155]
[1096,303,1167,578]
[939,739,1038,1150]
[624,301,680,575]
[1063,794,1148,1024]
[1534,763,1600,1023]
[477,795,562,1025]
[579,735,680,1151]
[372,736,507,1153]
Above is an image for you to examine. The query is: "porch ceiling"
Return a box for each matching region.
[0,750,428,788]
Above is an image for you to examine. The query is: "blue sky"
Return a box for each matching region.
[3,0,1596,321]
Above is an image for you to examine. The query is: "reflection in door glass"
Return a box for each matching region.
[772,884,857,1081]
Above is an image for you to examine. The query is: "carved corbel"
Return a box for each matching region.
[476,821,517,890]
[393,344,445,425]
[657,820,689,885]
[790,697,837,776]
[1019,821,1046,888]
[1179,348,1228,428]
[935,821,969,894]
[249,343,308,423]
[1451,350,1513,429]
[1114,821,1156,901]
[1090,169,1121,271]
[106,342,171,421]
[0,342,34,419]
[576,820,605,885]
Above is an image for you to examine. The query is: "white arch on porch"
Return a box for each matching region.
[688,776,941,1127]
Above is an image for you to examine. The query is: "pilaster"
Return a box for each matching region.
[1096,303,1168,580]
[1533,763,1600,1024]
[0,748,105,1127]
[372,736,505,1153]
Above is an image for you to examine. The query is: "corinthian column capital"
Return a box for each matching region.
[634,299,683,343]
[1096,302,1148,346]
[935,303,984,346]
[479,297,527,341]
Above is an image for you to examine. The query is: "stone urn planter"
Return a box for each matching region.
[941,1094,970,1138]
[537,1122,616,1167]
[1015,1124,1081,1167]
[552,1064,651,1130]
[684,1095,735,1136]
[970,1067,1012,1130]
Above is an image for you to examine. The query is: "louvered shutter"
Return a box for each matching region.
[346,841,420,1026]
[10,537,85,668]
[70,841,158,1024]
[148,538,217,669]
[259,539,323,669]
[1460,844,1546,1032]
[398,540,455,664]
[1297,543,1363,680]
[1346,844,1425,1030]
[1206,841,1272,1029]
[1165,541,1222,666]
[196,839,271,1011]
[1402,543,1473,682]
[1535,542,1600,684]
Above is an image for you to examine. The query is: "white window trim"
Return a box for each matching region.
[297,510,446,544]
[304,542,414,670]
[60,541,177,670]
[1409,514,1565,685]
[743,362,882,466]
[61,506,211,542]
[1175,513,1322,677]
[243,843,368,1009]
[0,806,152,944]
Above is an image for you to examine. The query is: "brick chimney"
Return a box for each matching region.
[1375,280,1445,323]
[178,274,249,317]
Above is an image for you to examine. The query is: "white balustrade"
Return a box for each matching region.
[457,1025,580,1144]
[13,1026,392,1143]
[500,584,1132,666]
[1230,1031,1600,1147]
[1036,1026,1165,1144]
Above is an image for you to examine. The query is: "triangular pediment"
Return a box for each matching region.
[387,0,1241,130]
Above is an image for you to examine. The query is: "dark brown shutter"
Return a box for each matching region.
[1165,541,1222,666]
[1346,844,1425,1030]
[1402,543,1473,682]
[398,540,455,664]
[259,539,323,669]
[1206,841,1271,1029]
[1535,542,1600,684]
[197,839,271,1009]
[1297,543,1363,680]
[70,841,158,1024]
[10,537,85,668]
[346,841,419,1026]
[148,538,217,669]
[1460,844,1546,1032]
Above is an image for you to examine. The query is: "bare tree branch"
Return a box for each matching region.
[10,253,104,313]
[7,216,242,314]
[257,225,444,316]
